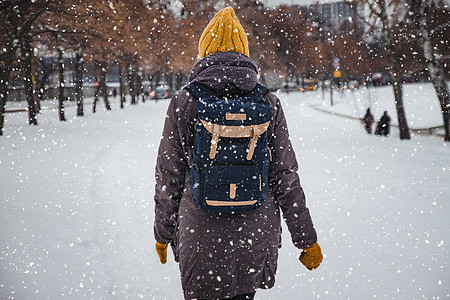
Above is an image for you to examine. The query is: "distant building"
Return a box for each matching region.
[301,1,364,43]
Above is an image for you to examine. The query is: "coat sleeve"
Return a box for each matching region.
[267,93,318,249]
[153,93,189,244]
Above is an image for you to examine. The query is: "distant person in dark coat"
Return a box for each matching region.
[375,111,391,136]
[363,108,374,134]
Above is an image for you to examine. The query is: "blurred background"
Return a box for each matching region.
[1,0,449,139]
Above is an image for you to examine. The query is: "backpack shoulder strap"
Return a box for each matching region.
[252,83,269,98]
[184,83,215,100]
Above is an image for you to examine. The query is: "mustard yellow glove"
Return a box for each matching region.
[155,242,168,264]
[299,242,323,271]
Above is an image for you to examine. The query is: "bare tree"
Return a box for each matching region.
[410,0,450,141]
[1,0,91,134]
[19,32,38,124]
[56,43,66,121]
[118,66,126,109]
[34,55,53,111]
[348,0,411,139]
[0,1,56,132]
[74,46,85,116]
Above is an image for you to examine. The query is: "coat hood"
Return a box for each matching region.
[189,52,259,91]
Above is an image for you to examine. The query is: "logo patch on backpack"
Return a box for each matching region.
[185,83,272,213]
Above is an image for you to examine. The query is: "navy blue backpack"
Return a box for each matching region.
[184,83,272,213]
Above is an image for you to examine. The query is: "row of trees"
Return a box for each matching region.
[1,0,449,140]
[349,0,450,140]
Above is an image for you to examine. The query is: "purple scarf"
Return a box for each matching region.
[189,52,259,91]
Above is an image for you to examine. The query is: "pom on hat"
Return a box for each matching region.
[198,6,249,59]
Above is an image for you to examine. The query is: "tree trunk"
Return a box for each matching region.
[100,67,111,110]
[56,46,66,121]
[322,77,326,101]
[75,48,84,116]
[152,71,161,92]
[33,61,41,114]
[139,73,145,103]
[167,71,173,97]
[134,69,140,103]
[175,72,184,91]
[93,77,99,113]
[411,0,450,141]
[392,79,410,138]
[0,44,16,136]
[135,71,141,102]
[36,76,46,106]
[330,80,334,106]
[381,7,410,140]
[387,54,410,140]
[34,85,41,113]
[22,36,38,125]
[35,60,51,113]
[119,67,125,109]
[128,66,136,105]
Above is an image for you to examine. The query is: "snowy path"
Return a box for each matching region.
[1,91,449,299]
[268,94,450,299]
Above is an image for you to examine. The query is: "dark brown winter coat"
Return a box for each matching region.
[363,108,375,134]
[154,52,317,300]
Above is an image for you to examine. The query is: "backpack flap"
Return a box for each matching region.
[197,94,271,126]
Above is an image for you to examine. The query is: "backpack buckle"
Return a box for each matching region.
[209,124,220,159]
[246,126,260,160]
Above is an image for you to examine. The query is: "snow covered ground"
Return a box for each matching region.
[308,82,447,130]
[1,84,449,299]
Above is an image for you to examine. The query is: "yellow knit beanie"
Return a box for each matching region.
[198,6,249,59]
